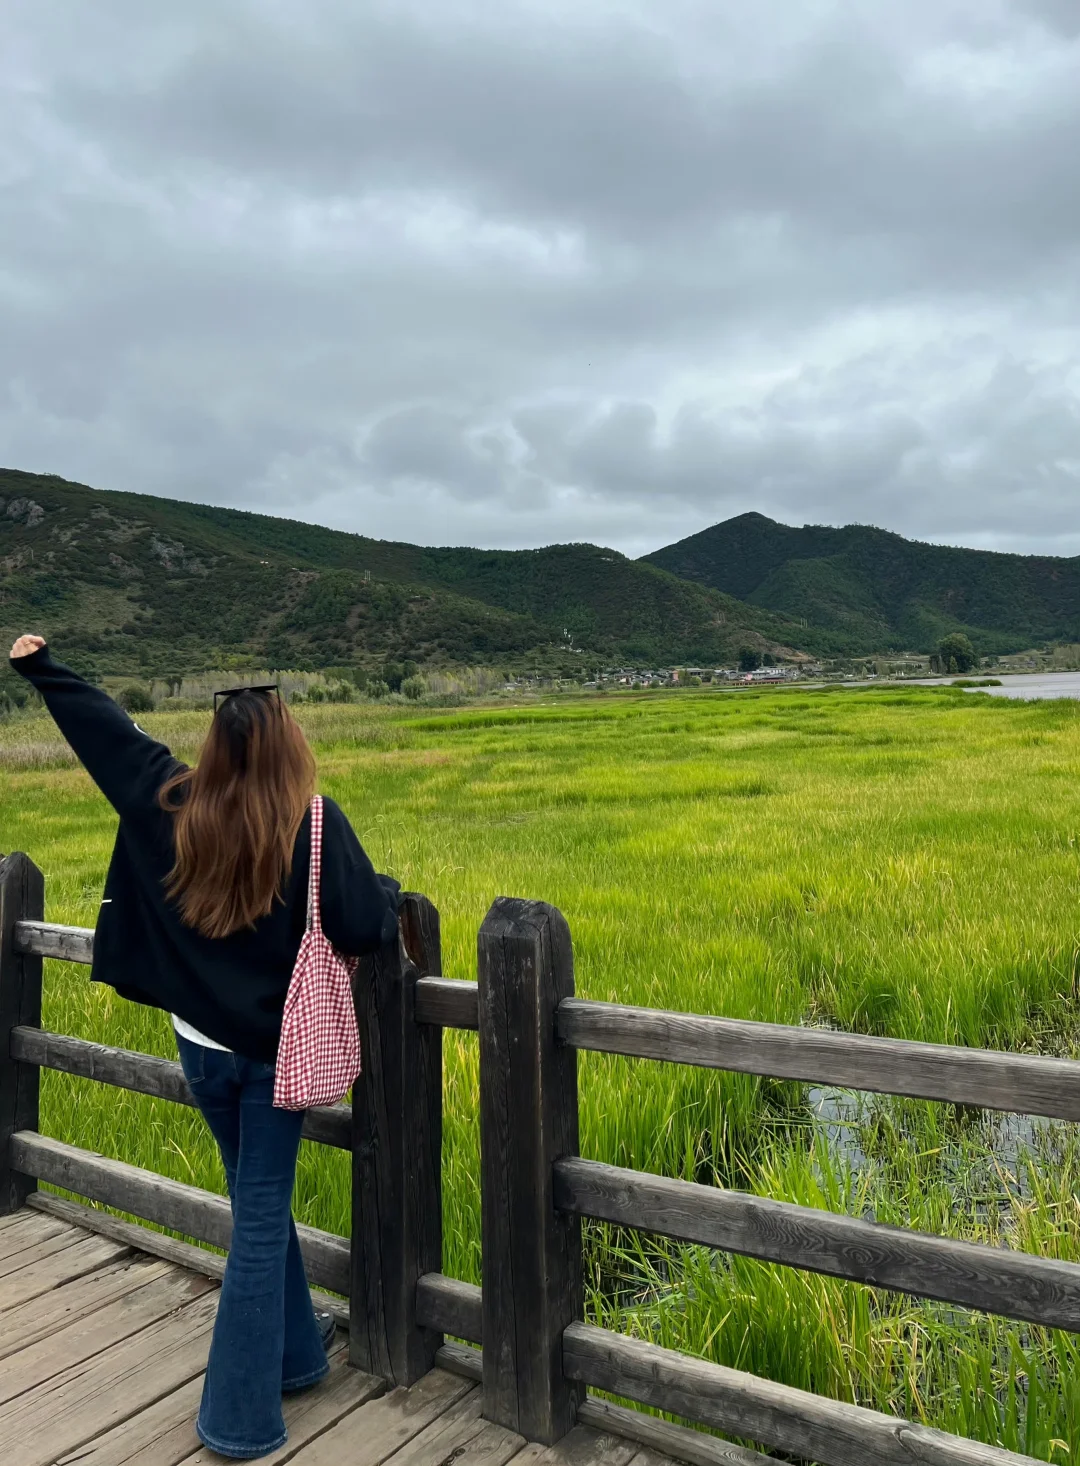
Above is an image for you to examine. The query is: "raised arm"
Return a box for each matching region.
[9,638,182,822]
[319,797,401,955]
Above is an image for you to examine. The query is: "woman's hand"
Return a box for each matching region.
[10,634,46,659]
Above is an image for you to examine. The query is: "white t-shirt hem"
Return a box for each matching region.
[172,1014,232,1052]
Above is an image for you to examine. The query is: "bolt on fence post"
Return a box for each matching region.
[478,896,584,1444]
[350,892,444,1385]
[0,853,44,1216]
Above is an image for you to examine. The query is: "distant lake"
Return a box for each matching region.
[967,672,1080,701]
[904,671,1080,701]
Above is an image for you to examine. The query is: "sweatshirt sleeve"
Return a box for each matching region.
[318,797,401,956]
[9,645,182,822]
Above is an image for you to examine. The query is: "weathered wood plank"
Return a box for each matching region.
[563,1322,1038,1466]
[0,1286,219,1466]
[53,1338,348,1466]
[517,1424,639,1466]
[151,1340,376,1466]
[554,1157,1080,1334]
[478,898,584,1444]
[54,1375,205,1466]
[0,1209,72,1261]
[374,1387,525,1466]
[0,1264,215,1407]
[0,1225,85,1280]
[0,1208,34,1232]
[0,1252,167,1358]
[441,1419,532,1466]
[437,1341,483,1382]
[285,1366,475,1465]
[415,1272,483,1342]
[0,856,44,1214]
[558,1000,1080,1122]
[11,1131,350,1295]
[0,1230,131,1319]
[351,895,444,1385]
[414,977,479,1030]
[369,1387,484,1465]
[432,1339,774,1466]
[13,919,93,964]
[576,1397,780,1466]
[25,1192,351,1326]
[9,1028,351,1149]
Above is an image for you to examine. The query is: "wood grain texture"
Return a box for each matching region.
[10,1132,349,1294]
[0,1252,167,1359]
[0,856,44,1215]
[431,1340,777,1466]
[415,1272,483,1342]
[0,1209,72,1260]
[0,1230,132,1320]
[53,1375,205,1466]
[282,1365,474,1466]
[563,1323,1038,1466]
[0,1286,219,1466]
[518,1424,639,1466]
[0,1264,216,1407]
[437,1341,484,1382]
[57,1337,345,1466]
[0,1227,85,1280]
[9,1028,350,1149]
[25,1192,352,1325]
[414,977,480,1031]
[351,895,444,1385]
[554,1157,1080,1333]
[478,897,584,1445]
[575,1397,778,1466]
[558,1000,1080,1122]
[12,919,93,965]
[178,1348,383,1466]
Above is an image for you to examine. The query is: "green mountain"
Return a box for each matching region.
[0,469,809,679]
[643,512,1080,656]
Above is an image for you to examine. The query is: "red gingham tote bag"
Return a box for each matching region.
[273,795,361,1110]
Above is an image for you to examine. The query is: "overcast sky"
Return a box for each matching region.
[4,1,1080,557]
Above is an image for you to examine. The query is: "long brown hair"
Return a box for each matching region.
[158,690,316,939]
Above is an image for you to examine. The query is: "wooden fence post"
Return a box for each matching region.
[478,897,584,1444]
[0,853,45,1215]
[350,893,443,1385]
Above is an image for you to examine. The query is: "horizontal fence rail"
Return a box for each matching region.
[10,1026,351,1148]
[415,976,479,1030]
[416,1272,483,1343]
[9,1129,350,1294]
[554,1156,1080,1334]
[13,920,94,965]
[15,920,483,1035]
[558,998,1080,1122]
[563,1323,1032,1466]
[22,921,1080,1120]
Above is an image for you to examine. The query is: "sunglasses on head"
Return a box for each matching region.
[213,683,280,712]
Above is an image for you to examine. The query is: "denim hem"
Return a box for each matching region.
[282,1360,331,1394]
[196,1419,289,1459]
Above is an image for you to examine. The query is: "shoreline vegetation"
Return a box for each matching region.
[3,682,1080,1457]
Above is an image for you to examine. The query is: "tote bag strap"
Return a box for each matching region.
[306,795,324,934]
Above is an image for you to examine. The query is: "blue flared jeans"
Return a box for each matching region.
[175,1033,329,1458]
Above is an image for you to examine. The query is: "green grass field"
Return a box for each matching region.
[3,684,1080,1459]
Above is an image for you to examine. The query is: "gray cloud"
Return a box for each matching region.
[2,0,1079,557]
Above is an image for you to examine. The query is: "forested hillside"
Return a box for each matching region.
[644,512,1080,655]
[0,469,809,678]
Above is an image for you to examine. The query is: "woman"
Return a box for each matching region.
[9,635,400,1459]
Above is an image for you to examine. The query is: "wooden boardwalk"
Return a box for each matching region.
[0,1208,681,1466]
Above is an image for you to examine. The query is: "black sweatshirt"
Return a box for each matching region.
[10,645,400,1062]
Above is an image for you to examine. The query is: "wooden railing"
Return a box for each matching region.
[0,852,1069,1466]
